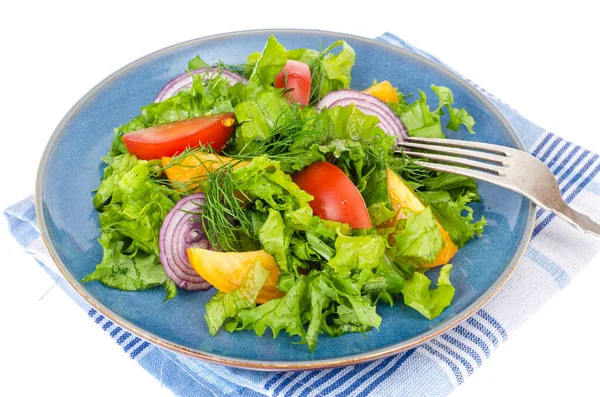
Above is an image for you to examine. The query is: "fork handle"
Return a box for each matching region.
[554,203,600,238]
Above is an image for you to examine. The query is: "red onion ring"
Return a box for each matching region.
[159,194,212,290]
[316,89,408,142]
[154,67,248,103]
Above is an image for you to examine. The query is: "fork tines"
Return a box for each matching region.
[397,136,513,179]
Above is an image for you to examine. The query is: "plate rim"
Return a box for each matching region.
[35,28,535,371]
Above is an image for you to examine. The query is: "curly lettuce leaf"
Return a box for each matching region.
[305,273,338,351]
[258,209,293,273]
[328,234,386,276]
[289,217,349,265]
[249,39,356,104]
[390,207,444,265]
[309,40,356,102]
[431,85,476,134]
[367,202,396,227]
[246,35,287,97]
[204,261,270,335]
[187,55,209,70]
[391,91,444,139]
[321,104,384,141]
[93,153,141,209]
[308,104,396,193]
[318,270,382,340]
[233,91,292,152]
[286,48,319,65]
[82,233,176,300]
[362,166,395,227]
[390,152,485,249]
[237,275,307,339]
[417,190,486,247]
[85,154,178,300]
[417,172,479,195]
[231,271,381,353]
[402,265,455,320]
[389,85,476,138]
[232,156,313,211]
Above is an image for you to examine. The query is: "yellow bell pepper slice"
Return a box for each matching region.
[385,168,458,268]
[187,248,285,304]
[363,80,399,103]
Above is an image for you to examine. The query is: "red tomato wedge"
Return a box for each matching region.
[274,60,311,105]
[122,113,235,160]
[293,161,372,229]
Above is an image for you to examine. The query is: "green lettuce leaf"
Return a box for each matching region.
[82,233,176,300]
[305,272,338,352]
[224,268,384,352]
[288,216,350,265]
[402,265,455,320]
[258,209,292,273]
[321,270,382,338]
[310,40,356,102]
[233,156,313,212]
[332,294,381,334]
[389,155,485,248]
[254,39,356,104]
[93,153,141,209]
[417,190,486,247]
[431,85,476,133]
[233,91,292,152]
[246,35,287,97]
[321,104,383,141]
[309,104,396,192]
[204,261,270,335]
[187,55,209,70]
[286,48,319,65]
[328,234,386,276]
[390,207,444,265]
[367,202,396,227]
[417,172,479,194]
[85,154,178,300]
[237,275,307,339]
[388,85,476,138]
[391,91,444,139]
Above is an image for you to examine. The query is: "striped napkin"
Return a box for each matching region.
[5,32,600,397]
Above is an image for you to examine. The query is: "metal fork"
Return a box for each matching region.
[398,136,600,238]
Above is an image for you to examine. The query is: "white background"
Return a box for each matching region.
[2,1,599,396]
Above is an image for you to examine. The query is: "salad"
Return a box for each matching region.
[84,36,486,352]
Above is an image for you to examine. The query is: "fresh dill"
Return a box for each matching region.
[227,105,324,171]
[390,148,437,184]
[201,161,252,252]
[158,146,217,193]
[161,144,217,170]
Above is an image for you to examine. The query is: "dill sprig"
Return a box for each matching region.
[201,161,252,251]
[228,105,322,165]
[152,144,253,251]
[390,148,436,183]
[161,144,216,170]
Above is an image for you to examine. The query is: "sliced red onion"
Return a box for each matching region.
[316,89,408,142]
[159,194,212,290]
[154,67,248,103]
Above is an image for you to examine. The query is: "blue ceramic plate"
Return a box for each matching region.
[36,29,534,370]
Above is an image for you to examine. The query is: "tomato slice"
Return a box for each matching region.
[293,161,372,228]
[274,60,311,105]
[122,113,235,160]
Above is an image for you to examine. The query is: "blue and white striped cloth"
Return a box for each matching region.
[5,32,600,397]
